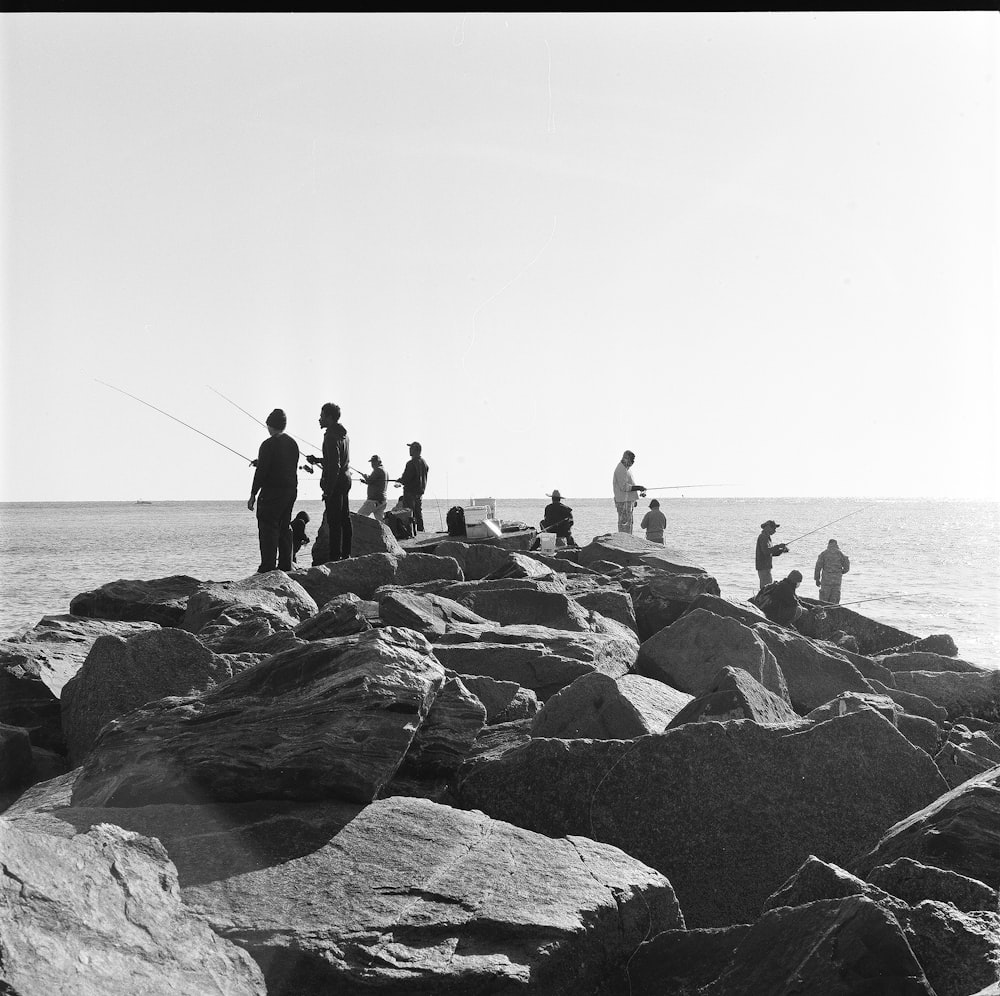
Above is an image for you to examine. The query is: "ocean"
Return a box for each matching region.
[1,497,997,666]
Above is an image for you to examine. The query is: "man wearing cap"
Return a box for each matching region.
[755,519,788,590]
[306,402,353,561]
[247,408,299,573]
[357,455,388,522]
[540,490,575,547]
[394,441,429,533]
[612,450,646,534]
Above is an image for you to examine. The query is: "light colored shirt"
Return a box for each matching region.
[613,462,636,503]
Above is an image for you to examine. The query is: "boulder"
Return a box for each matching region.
[763,854,904,914]
[395,551,464,586]
[454,708,947,927]
[684,591,767,627]
[870,678,949,725]
[627,925,752,996]
[898,713,943,755]
[431,540,514,580]
[196,617,305,656]
[183,796,684,996]
[806,691,902,726]
[876,651,986,674]
[0,821,265,995]
[430,624,638,702]
[629,573,723,640]
[70,628,447,808]
[482,551,560,581]
[0,650,65,753]
[637,609,789,704]
[578,533,706,574]
[794,602,919,656]
[935,739,1000,791]
[182,572,317,636]
[61,627,257,766]
[290,553,400,603]
[452,586,593,631]
[454,674,539,725]
[667,666,799,729]
[852,766,1000,890]
[69,574,202,626]
[869,856,999,914]
[292,593,371,640]
[530,671,693,739]
[377,588,490,635]
[1,614,159,695]
[4,771,363,889]
[313,510,405,563]
[894,669,1000,721]
[401,676,487,774]
[0,722,33,790]
[903,901,1000,996]
[753,621,875,714]
[887,633,961,657]
[703,896,935,995]
[563,579,637,632]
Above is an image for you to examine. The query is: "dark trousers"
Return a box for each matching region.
[324,489,353,560]
[256,488,296,572]
[402,492,424,532]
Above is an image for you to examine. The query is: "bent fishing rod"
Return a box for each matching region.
[814,592,915,609]
[781,502,879,548]
[96,379,255,464]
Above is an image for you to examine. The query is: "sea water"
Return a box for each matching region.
[1,497,997,665]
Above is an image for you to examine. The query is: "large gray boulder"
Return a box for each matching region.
[876,651,986,674]
[183,796,684,995]
[431,540,515,580]
[290,553,400,603]
[753,621,875,714]
[452,586,593,631]
[377,588,489,635]
[869,856,1000,914]
[629,573,723,640]
[401,676,487,774]
[455,674,539,725]
[69,574,203,626]
[429,624,638,702]
[637,609,789,703]
[531,671,693,739]
[292,593,371,640]
[684,592,767,627]
[70,628,448,808]
[0,722,34,791]
[60,627,256,766]
[564,578,637,632]
[852,766,1000,891]
[893,669,1000,721]
[182,572,317,636]
[578,533,706,574]
[667,666,799,729]
[0,821,265,995]
[453,709,948,927]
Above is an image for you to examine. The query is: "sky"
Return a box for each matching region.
[1,11,997,503]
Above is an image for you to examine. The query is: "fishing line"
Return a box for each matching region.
[208,385,323,453]
[643,483,733,492]
[817,592,916,609]
[96,379,254,463]
[782,502,879,547]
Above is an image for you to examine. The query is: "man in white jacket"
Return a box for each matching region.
[612,450,646,534]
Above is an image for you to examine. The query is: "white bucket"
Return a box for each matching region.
[538,532,557,553]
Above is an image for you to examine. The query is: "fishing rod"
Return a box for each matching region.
[96,379,255,463]
[643,483,733,491]
[815,592,915,609]
[207,386,322,473]
[782,502,879,547]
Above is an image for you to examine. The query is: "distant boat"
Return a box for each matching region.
[134,500,153,505]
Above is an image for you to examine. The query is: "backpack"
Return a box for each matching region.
[750,581,779,614]
[446,505,466,537]
[384,509,413,540]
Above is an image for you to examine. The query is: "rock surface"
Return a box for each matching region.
[184,796,684,995]
[69,574,203,626]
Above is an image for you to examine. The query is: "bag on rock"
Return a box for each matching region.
[446,505,466,537]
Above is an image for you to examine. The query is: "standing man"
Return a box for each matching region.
[815,538,851,603]
[394,441,429,533]
[357,454,388,521]
[612,450,646,534]
[755,519,788,590]
[306,403,352,561]
[247,408,299,573]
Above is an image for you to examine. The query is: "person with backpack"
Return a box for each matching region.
[814,538,851,603]
[755,519,788,589]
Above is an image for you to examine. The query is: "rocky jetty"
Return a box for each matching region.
[2,531,1000,994]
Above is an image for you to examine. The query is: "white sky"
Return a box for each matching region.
[2,11,997,502]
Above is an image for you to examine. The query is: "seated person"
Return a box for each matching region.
[384,502,415,539]
[540,489,575,547]
[290,510,311,562]
[754,569,812,628]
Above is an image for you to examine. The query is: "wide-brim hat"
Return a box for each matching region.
[761,519,779,530]
[546,490,562,500]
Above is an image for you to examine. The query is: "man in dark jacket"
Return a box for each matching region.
[755,569,811,628]
[755,519,788,589]
[248,408,299,572]
[540,489,575,546]
[307,402,352,560]
[394,441,429,533]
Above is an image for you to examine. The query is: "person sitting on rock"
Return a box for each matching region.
[290,510,311,563]
[754,569,812,628]
[539,489,576,547]
[640,499,667,544]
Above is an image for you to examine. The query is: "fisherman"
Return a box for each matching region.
[612,450,647,534]
[394,442,429,533]
[306,403,352,561]
[814,538,851,604]
[753,569,812,628]
[640,498,667,544]
[290,511,311,563]
[755,519,788,589]
[247,408,299,573]
[540,489,575,547]
[357,455,388,522]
